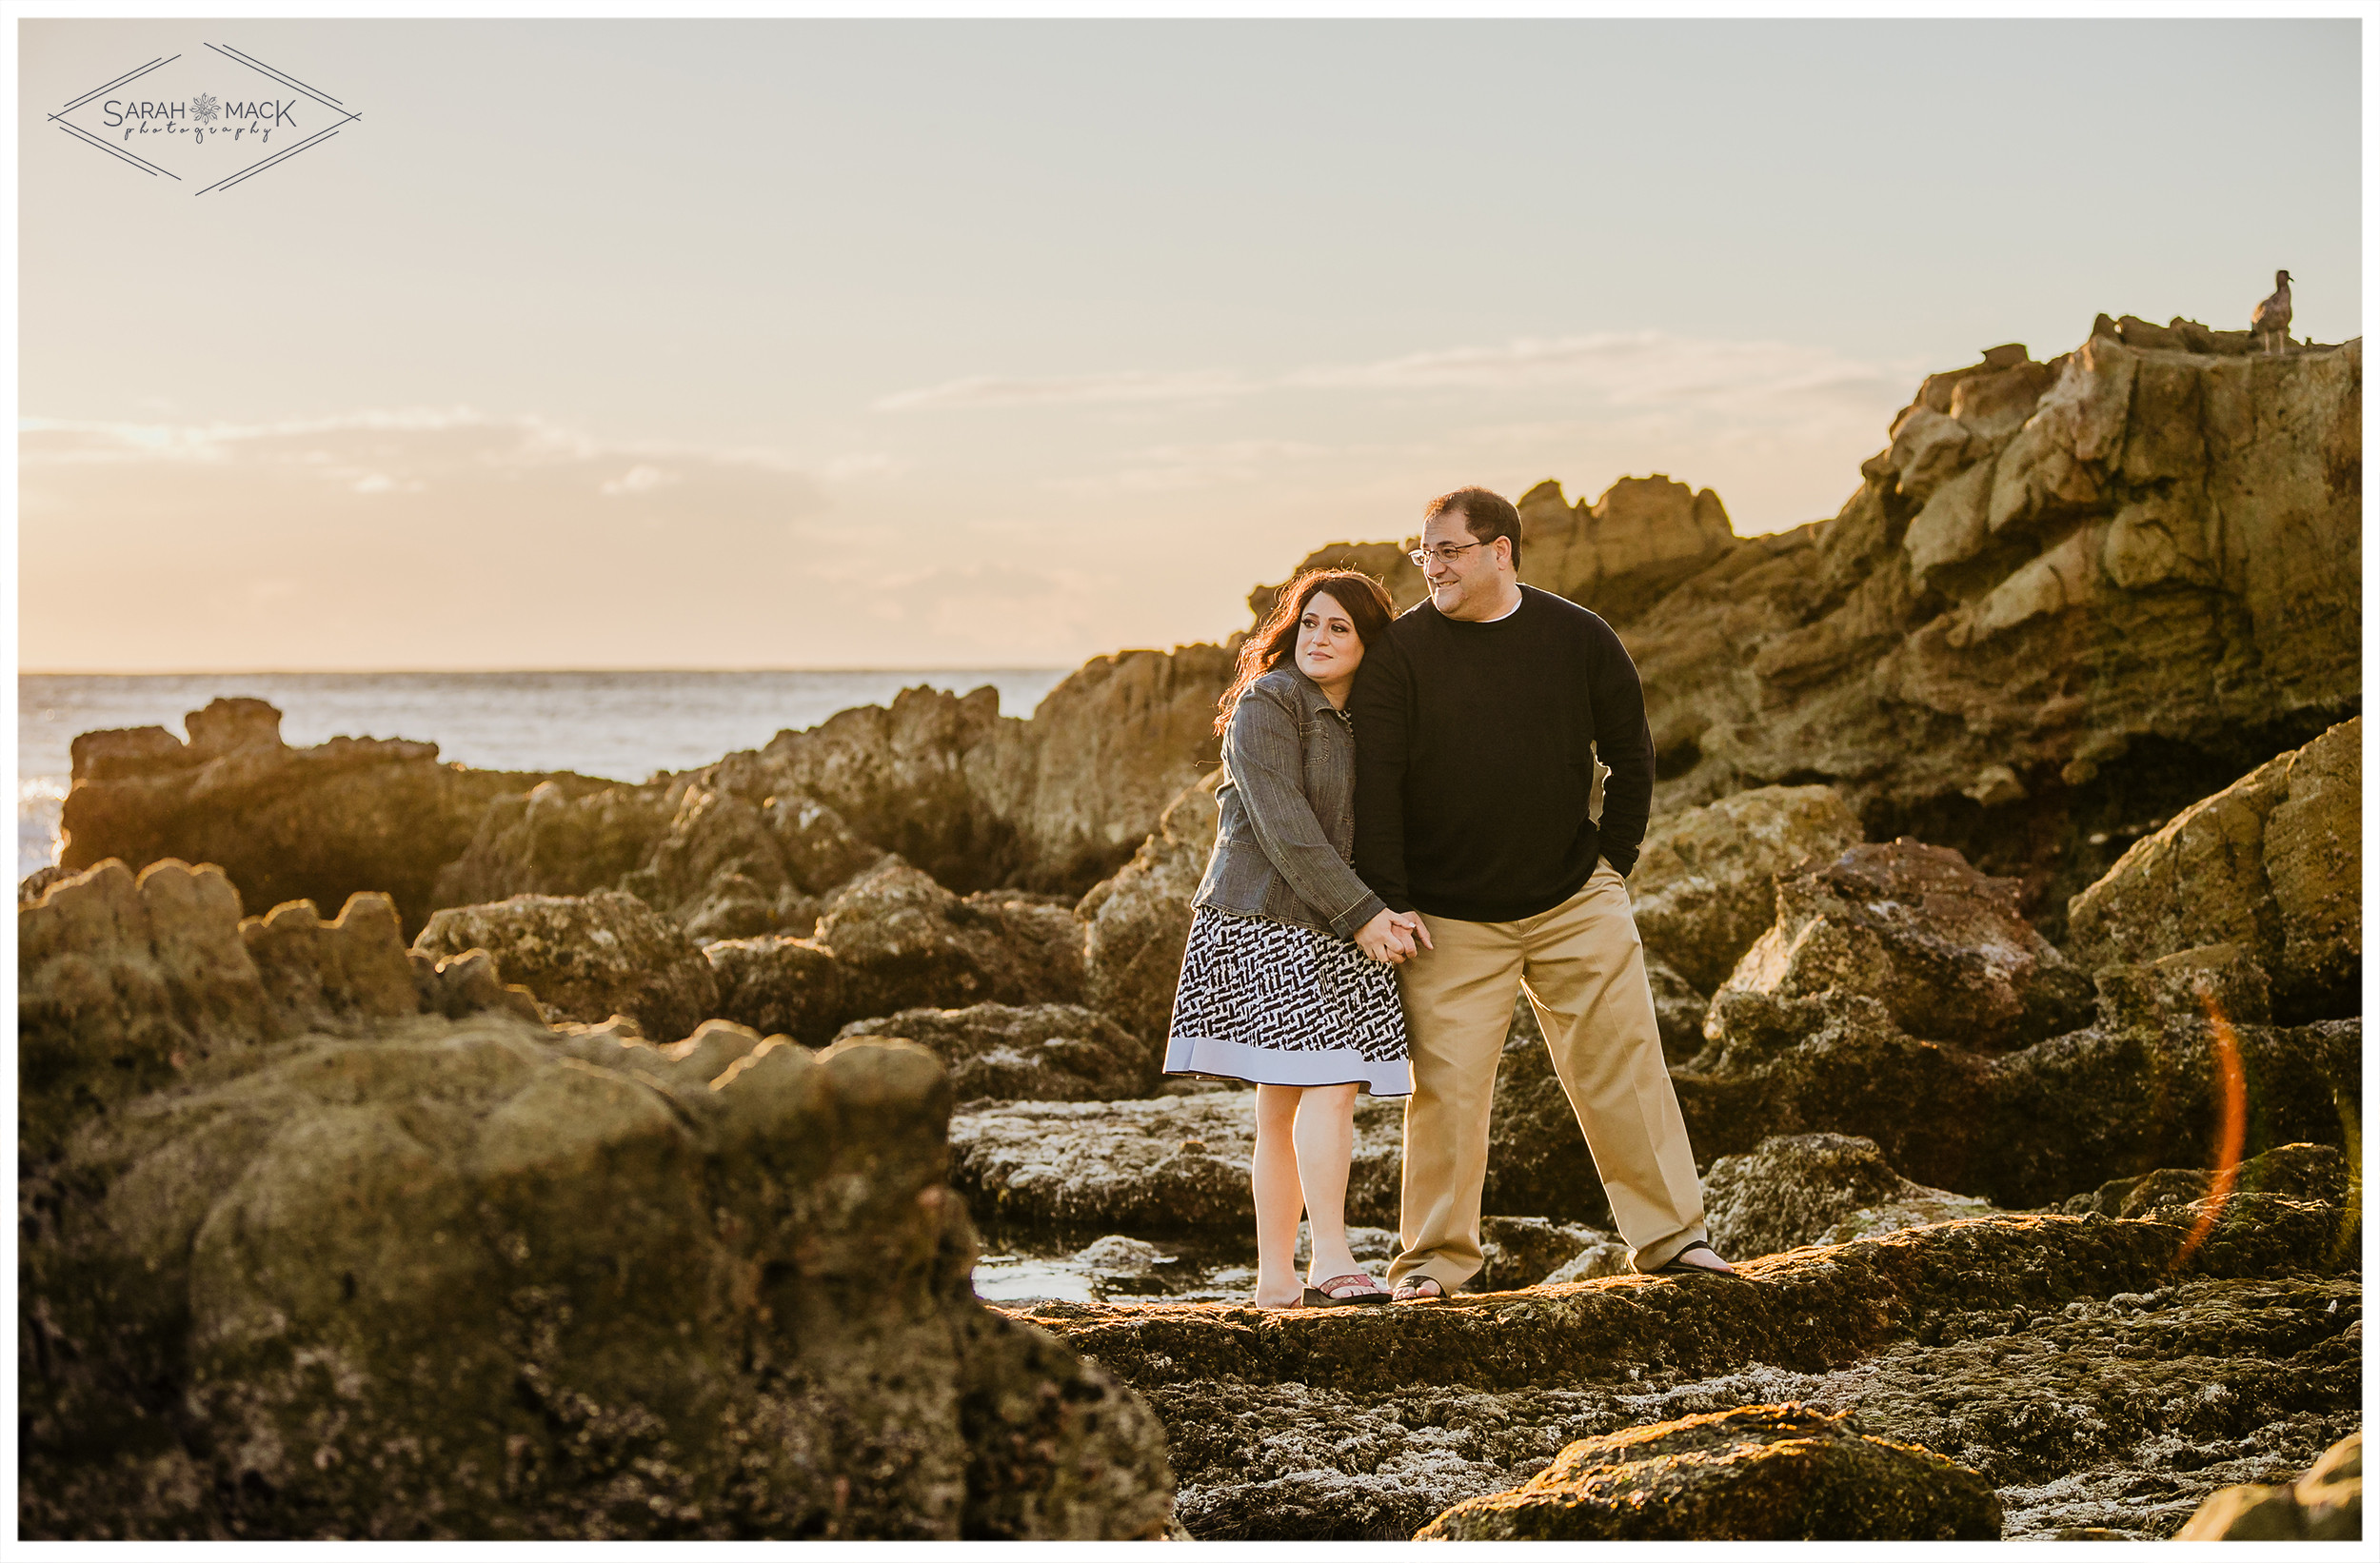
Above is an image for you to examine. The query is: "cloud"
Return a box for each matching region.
[871,368,1259,412]
[874,330,1924,429]
[1045,437,1342,496]
[865,562,1115,657]
[16,408,856,523]
[599,464,679,497]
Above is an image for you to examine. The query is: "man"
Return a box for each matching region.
[1350,486,1735,1296]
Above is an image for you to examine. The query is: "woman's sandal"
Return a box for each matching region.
[1301,1273,1393,1307]
[1652,1239,1745,1278]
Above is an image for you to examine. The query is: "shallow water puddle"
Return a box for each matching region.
[970,1223,1400,1306]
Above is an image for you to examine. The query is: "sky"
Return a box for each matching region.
[14,16,2365,672]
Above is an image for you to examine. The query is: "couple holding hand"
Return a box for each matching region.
[1163,485,1737,1308]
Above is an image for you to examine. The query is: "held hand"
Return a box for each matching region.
[1390,911,1434,952]
[1355,909,1417,964]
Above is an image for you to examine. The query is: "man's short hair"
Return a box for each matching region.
[1424,486,1522,574]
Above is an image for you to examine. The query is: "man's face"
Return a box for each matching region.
[1420,510,1510,620]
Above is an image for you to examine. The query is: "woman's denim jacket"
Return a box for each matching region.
[1194,664,1390,940]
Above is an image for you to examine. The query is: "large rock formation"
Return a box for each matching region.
[2067,717,2359,1022]
[444,767,887,944]
[1418,1404,2002,1541]
[1240,329,2359,933]
[751,648,1233,896]
[57,699,573,938]
[1245,473,1736,633]
[1515,474,1739,626]
[19,859,1174,1540]
[1246,541,1427,623]
[1648,332,2360,924]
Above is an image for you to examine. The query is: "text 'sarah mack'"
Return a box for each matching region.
[101,96,299,142]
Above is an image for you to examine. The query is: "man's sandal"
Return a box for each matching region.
[1390,1276,1446,1302]
[1302,1273,1393,1307]
[1652,1240,1744,1278]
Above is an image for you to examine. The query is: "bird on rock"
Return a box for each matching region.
[2251,269,2293,356]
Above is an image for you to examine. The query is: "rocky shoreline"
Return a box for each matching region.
[20,318,2362,1540]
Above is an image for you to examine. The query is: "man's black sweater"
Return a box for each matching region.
[1351,585,1655,923]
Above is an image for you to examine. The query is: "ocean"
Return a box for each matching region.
[16,669,1070,880]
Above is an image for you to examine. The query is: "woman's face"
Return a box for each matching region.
[1294,589,1364,686]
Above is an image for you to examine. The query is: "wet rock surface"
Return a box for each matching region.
[1418,1402,2002,1540]
[1005,1190,2359,1541]
[20,862,1174,1541]
[835,1002,1158,1103]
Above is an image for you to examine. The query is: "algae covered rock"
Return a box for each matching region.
[1715,838,2093,1052]
[1629,784,1866,990]
[834,1002,1158,1103]
[1668,984,2357,1212]
[818,859,1085,1022]
[2060,1141,2352,1220]
[702,933,846,1045]
[20,867,1176,1540]
[17,858,528,1159]
[412,889,721,1039]
[1475,1217,1620,1290]
[1701,1133,1969,1259]
[1417,1404,2002,1540]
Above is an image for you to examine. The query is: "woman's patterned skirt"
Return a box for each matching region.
[1162,906,1412,1097]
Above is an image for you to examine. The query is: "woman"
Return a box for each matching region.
[1164,568,1428,1310]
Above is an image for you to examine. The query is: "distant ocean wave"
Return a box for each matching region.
[17,669,1069,880]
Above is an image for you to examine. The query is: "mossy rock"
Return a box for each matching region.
[1416,1403,2001,1540]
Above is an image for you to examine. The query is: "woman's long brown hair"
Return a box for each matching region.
[1214,568,1398,735]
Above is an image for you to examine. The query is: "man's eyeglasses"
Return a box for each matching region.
[1408,539,1499,567]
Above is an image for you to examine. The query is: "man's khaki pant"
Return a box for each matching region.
[1386,861,1708,1290]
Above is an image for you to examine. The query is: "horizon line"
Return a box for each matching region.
[16,664,1082,678]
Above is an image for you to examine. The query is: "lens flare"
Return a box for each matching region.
[2172,998,2247,1270]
